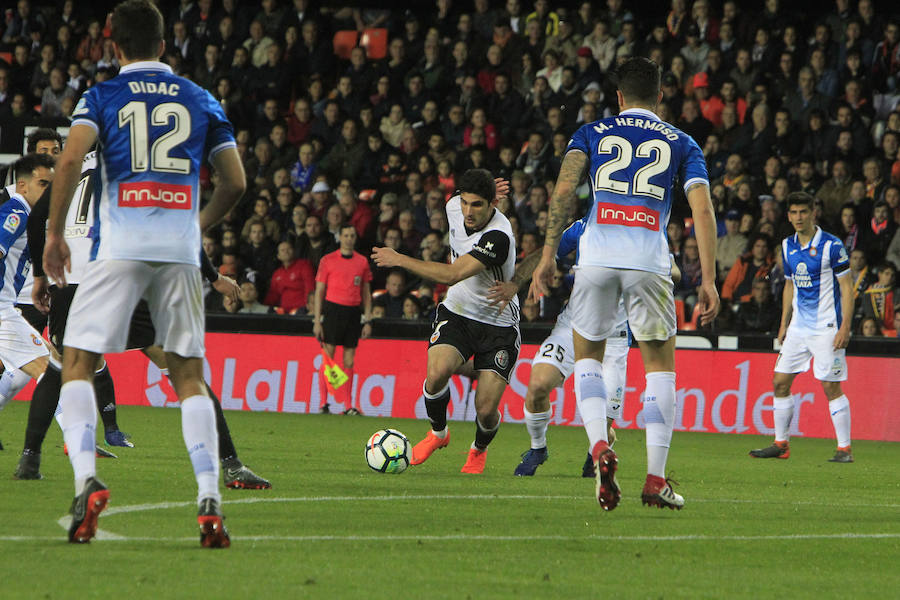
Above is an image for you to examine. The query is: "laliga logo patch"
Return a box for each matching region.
[3,213,20,233]
[494,349,509,370]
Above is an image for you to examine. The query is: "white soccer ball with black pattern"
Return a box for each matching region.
[365,429,410,474]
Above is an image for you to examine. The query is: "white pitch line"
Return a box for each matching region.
[3,533,900,543]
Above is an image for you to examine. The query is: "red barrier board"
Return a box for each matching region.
[19,333,900,441]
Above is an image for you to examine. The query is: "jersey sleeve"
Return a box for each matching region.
[566,124,590,156]
[469,229,510,267]
[202,90,237,159]
[315,255,330,283]
[557,218,586,259]
[70,87,101,132]
[0,200,28,257]
[679,135,709,192]
[27,187,50,276]
[831,238,850,275]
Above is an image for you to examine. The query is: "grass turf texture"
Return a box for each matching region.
[1,401,898,599]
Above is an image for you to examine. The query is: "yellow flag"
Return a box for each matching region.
[324,363,349,389]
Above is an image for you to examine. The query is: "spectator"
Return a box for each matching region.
[858,316,882,337]
[848,248,875,303]
[289,142,317,194]
[398,209,423,256]
[338,191,374,245]
[374,269,408,318]
[722,234,774,306]
[40,67,76,119]
[241,222,277,284]
[818,160,854,222]
[283,203,309,248]
[76,19,104,66]
[296,214,337,272]
[265,241,315,314]
[858,263,896,330]
[735,278,780,334]
[320,118,366,183]
[238,278,274,314]
[859,200,897,266]
[717,210,748,282]
[242,197,281,243]
[401,295,423,320]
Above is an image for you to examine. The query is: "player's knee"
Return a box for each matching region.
[772,375,791,397]
[821,381,843,399]
[476,407,500,428]
[525,379,554,412]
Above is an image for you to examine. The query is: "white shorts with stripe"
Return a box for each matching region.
[775,327,848,382]
[569,266,676,342]
[0,305,50,369]
[64,259,205,358]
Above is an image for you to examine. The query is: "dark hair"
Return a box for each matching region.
[25,128,62,153]
[614,57,661,106]
[746,233,772,253]
[112,0,164,61]
[457,168,496,202]
[786,191,814,210]
[14,153,55,179]
[339,223,356,235]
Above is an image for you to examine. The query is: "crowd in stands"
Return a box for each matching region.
[1,0,899,338]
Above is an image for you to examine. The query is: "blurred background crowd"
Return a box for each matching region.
[1,0,898,337]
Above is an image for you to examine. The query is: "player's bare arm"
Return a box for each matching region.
[371,247,486,286]
[529,150,587,301]
[777,279,794,344]
[312,281,326,342]
[833,273,853,350]
[686,182,720,325]
[360,280,373,339]
[45,124,96,285]
[487,249,542,312]
[200,147,246,232]
[212,273,240,303]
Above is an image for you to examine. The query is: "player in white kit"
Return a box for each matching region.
[372,169,518,474]
[44,0,245,546]
[531,57,719,511]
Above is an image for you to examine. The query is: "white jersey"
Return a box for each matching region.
[4,183,33,306]
[62,152,99,284]
[443,194,519,327]
[0,193,32,308]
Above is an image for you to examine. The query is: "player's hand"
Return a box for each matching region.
[32,276,51,314]
[361,322,372,340]
[213,274,240,303]
[528,254,556,303]
[833,326,850,350]
[696,281,720,326]
[43,233,71,287]
[487,280,519,314]
[493,177,510,200]
[371,246,403,268]
[313,321,324,342]
[777,323,787,345]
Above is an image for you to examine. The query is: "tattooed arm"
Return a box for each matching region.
[528,150,588,301]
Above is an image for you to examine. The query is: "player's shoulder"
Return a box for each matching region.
[446,194,461,211]
[819,229,843,245]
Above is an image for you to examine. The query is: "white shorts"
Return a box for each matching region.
[531,319,629,419]
[65,260,205,358]
[0,306,50,369]
[569,266,676,342]
[775,328,848,382]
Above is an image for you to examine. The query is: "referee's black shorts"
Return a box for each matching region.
[322,300,362,348]
[49,285,157,352]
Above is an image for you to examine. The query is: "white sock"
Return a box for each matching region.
[524,408,551,449]
[828,395,851,448]
[575,359,607,448]
[643,371,676,478]
[60,380,98,495]
[181,395,221,505]
[0,368,33,409]
[773,396,794,443]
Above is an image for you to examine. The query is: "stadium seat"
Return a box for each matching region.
[675,299,686,330]
[883,327,897,338]
[332,30,358,60]
[0,51,11,66]
[360,28,387,60]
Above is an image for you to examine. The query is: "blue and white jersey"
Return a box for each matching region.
[70,61,236,266]
[567,108,708,276]
[0,194,32,308]
[782,227,850,335]
[4,183,34,306]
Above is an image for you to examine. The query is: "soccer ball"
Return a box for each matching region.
[366,429,410,474]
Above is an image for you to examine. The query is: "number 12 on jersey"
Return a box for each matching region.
[118,101,192,174]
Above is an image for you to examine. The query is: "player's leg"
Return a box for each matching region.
[460,369,508,474]
[751,332,811,459]
[410,343,466,465]
[339,346,358,414]
[142,344,271,490]
[514,360,565,476]
[145,262,228,547]
[318,342,338,413]
[581,332,629,477]
[622,269,683,509]
[810,333,852,462]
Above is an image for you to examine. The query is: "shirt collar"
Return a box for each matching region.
[119,61,173,75]
[619,108,661,121]
[794,225,822,250]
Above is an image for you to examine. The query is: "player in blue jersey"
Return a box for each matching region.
[749,192,855,463]
[44,0,246,547]
[0,154,56,387]
[531,57,719,511]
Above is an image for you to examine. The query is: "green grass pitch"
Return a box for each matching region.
[1,401,898,599]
